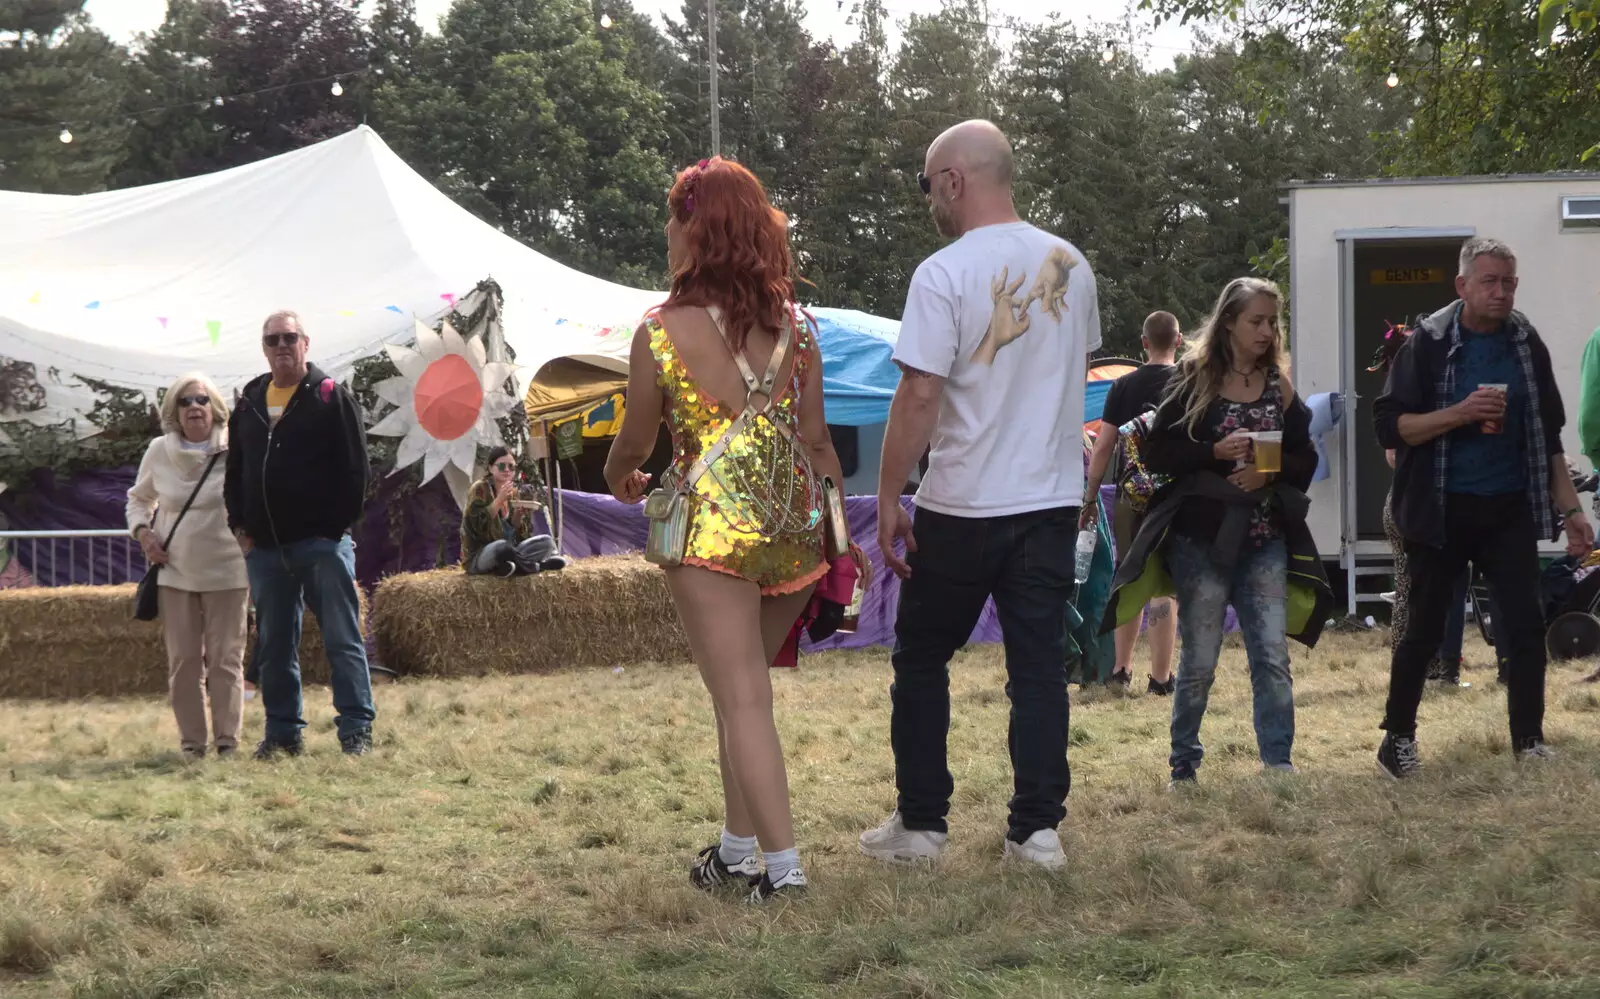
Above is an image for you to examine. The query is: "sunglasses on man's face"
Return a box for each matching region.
[917,167,957,196]
[178,395,211,409]
[263,332,301,348]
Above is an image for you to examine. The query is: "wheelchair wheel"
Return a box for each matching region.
[1468,572,1497,647]
[1546,612,1600,662]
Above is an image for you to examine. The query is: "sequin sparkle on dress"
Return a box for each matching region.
[647,308,828,595]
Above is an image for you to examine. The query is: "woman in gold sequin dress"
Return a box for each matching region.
[605,157,853,903]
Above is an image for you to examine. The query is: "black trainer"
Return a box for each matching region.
[1147,675,1175,696]
[747,868,807,904]
[1109,669,1132,689]
[215,745,237,759]
[253,738,303,760]
[1436,658,1470,689]
[1376,732,1421,780]
[340,731,373,756]
[689,844,760,891]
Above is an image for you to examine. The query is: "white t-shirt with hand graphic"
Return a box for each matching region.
[892,221,1101,517]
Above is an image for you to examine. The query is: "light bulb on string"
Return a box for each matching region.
[58,127,73,144]
[1386,69,1399,88]
[599,13,612,28]
[331,79,344,97]
[1102,44,1115,64]
[213,96,225,106]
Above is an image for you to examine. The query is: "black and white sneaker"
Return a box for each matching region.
[747,868,807,904]
[689,844,760,891]
[1377,732,1421,780]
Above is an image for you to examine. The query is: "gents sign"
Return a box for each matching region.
[1370,268,1448,285]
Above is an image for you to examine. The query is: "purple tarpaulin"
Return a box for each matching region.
[537,489,1006,650]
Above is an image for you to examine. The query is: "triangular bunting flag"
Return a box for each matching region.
[206,320,222,345]
[157,317,169,329]
[338,310,355,317]
[385,305,403,314]
[85,301,100,309]
[440,292,457,308]
[26,290,40,304]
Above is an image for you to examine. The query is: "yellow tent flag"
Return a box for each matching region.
[582,393,627,438]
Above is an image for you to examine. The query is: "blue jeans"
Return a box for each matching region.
[245,535,374,744]
[1167,534,1294,777]
[890,506,1077,842]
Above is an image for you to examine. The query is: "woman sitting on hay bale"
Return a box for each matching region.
[460,446,565,577]
[605,157,864,904]
[126,372,248,760]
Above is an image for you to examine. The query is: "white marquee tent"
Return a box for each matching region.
[0,125,659,430]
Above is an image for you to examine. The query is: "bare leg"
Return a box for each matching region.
[665,567,811,854]
[1147,597,1177,683]
[1113,615,1141,677]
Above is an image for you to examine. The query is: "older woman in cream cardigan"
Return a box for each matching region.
[126,373,249,758]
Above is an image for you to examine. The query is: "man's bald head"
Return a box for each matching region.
[926,119,1015,189]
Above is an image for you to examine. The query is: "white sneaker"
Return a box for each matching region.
[858,811,947,864]
[1002,828,1066,870]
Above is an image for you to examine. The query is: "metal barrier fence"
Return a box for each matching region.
[0,530,147,587]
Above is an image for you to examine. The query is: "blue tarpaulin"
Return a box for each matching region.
[811,307,1117,427]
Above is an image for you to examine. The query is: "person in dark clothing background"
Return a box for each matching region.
[226,309,376,760]
[1373,237,1594,780]
[1083,310,1182,694]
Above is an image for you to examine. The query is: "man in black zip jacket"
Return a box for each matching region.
[1373,238,1593,780]
[226,310,375,759]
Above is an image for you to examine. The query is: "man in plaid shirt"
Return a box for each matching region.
[1373,237,1594,779]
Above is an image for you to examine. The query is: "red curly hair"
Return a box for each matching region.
[662,157,796,350]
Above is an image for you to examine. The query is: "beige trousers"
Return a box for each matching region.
[159,586,249,752]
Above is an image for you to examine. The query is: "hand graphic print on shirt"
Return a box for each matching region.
[973,247,1078,365]
[974,266,1032,365]
[1021,246,1076,323]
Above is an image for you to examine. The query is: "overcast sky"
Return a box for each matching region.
[86,0,1200,68]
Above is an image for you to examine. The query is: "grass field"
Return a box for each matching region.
[4,632,1600,998]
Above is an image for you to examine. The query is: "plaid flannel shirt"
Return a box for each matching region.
[1429,303,1557,542]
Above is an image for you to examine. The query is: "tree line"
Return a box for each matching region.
[3,0,1597,355]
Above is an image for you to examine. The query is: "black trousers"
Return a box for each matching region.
[889,505,1077,843]
[1381,493,1548,749]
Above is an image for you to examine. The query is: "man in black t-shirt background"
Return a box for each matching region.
[1082,311,1181,693]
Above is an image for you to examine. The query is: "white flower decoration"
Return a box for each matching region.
[369,319,521,506]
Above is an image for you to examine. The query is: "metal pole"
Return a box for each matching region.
[707,0,720,156]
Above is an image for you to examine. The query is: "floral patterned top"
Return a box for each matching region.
[1199,367,1285,546]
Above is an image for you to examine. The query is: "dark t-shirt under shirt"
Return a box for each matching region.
[1101,363,1176,430]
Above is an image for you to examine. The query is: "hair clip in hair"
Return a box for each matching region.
[682,159,714,216]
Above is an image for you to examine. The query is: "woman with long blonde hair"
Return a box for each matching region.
[1112,277,1329,788]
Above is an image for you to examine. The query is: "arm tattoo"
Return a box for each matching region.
[896,361,940,380]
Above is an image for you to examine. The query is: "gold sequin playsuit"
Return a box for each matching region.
[647,309,828,595]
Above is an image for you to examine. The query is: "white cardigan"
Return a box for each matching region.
[125,429,248,593]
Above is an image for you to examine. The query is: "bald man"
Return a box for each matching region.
[863,119,1102,871]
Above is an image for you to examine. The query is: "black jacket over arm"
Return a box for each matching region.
[225,363,371,548]
[1140,377,1318,538]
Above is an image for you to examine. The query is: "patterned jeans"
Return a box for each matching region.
[1167,533,1295,778]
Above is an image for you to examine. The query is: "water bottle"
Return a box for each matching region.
[1074,528,1096,584]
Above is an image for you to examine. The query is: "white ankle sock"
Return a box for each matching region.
[718,829,758,866]
[762,847,801,884]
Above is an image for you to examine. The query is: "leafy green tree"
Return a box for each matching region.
[374,0,672,286]
[0,0,128,193]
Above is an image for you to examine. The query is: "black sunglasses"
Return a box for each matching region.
[177,394,211,408]
[917,167,957,195]
[263,332,301,348]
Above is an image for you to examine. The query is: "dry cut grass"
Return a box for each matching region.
[3,632,1600,998]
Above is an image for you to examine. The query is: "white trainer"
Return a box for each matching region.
[1002,828,1066,870]
[858,811,948,863]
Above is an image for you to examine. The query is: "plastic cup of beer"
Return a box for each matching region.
[1250,431,1283,473]
[1479,383,1508,435]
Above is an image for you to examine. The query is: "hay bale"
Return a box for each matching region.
[371,554,690,677]
[0,584,367,700]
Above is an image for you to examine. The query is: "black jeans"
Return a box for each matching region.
[1382,493,1548,749]
[890,505,1077,843]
